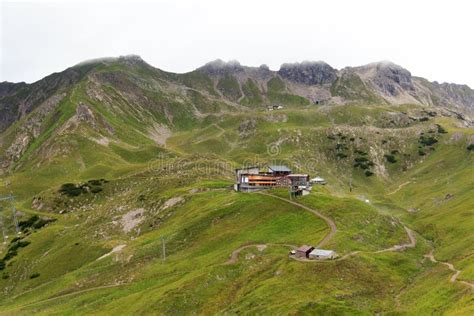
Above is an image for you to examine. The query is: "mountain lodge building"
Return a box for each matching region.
[234,165,310,195]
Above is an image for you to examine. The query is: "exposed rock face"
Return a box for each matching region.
[1,93,65,169]
[437,83,474,109]
[278,61,337,85]
[0,63,96,134]
[1,55,473,174]
[374,62,415,95]
[354,62,415,97]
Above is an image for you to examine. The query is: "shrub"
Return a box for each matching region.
[32,218,55,229]
[87,179,102,186]
[19,215,55,231]
[384,154,397,163]
[19,215,39,230]
[418,149,426,156]
[354,157,369,163]
[391,150,399,155]
[91,186,103,194]
[336,153,348,159]
[0,260,5,270]
[3,250,17,261]
[29,273,40,279]
[365,170,374,177]
[419,135,438,146]
[9,240,30,252]
[436,124,447,134]
[59,183,85,197]
[355,150,367,155]
[467,144,474,151]
[2,272,8,279]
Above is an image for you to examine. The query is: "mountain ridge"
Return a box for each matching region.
[0,55,473,173]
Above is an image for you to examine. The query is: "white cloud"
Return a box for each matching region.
[1,0,473,87]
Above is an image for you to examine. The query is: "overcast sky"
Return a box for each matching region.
[1,0,473,87]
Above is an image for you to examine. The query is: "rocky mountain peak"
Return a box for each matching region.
[355,61,415,96]
[198,59,244,76]
[278,61,337,85]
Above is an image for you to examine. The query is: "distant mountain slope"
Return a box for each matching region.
[0,55,472,174]
[1,56,472,133]
[0,55,473,315]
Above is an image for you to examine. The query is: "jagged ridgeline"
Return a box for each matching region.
[0,55,473,314]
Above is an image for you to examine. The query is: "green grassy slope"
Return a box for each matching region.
[0,60,472,314]
[0,174,432,314]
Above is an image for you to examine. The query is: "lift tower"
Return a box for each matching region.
[0,194,19,234]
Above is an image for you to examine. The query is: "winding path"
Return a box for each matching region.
[387,181,411,195]
[424,250,474,290]
[225,193,418,265]
[223,192,336,265]
[375,226,416,253]
[257,192,337,248]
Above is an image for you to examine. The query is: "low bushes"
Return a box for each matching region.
[384,154,397,163]
[419,135,438,146]
[19,215,55,232]
[58,179,107,197]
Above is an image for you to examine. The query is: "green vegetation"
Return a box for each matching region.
[240,79,263,106]
[330,73,383,104]
[0,58,472,314]
[216,74,242,101]
[384,154,397,163]
[419,135,438,146]
[266,77,310,106]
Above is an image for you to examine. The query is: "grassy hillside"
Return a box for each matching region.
[0,59,472,314]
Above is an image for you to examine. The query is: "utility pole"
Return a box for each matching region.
[162,236,166,261]
[0,207,6,243]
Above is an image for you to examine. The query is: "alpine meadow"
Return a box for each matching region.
[0,54,473,315]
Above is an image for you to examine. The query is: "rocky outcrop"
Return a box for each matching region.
[351,62,415,97]
[0,62,97,134]
[198,59,244,76]
[1,93,65,169]
[278,61,337,85]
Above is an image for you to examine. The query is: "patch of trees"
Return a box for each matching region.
[0,214,55,272]
[419,135,438,146]
[418,134,438,156]
[19,215,55,232]
[0,237,31,270]
[353,156,375,176]
[59,179,108,197]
